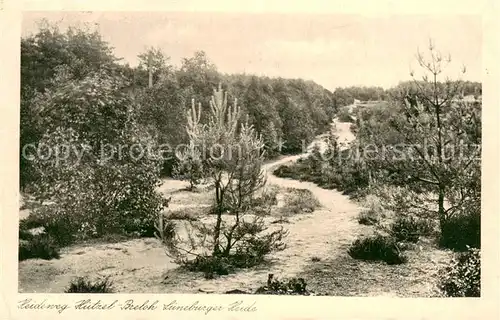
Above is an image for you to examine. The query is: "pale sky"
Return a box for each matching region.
[21,12,482,90]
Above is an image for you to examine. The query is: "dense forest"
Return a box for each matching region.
[20,23,482,190]
[20,23,344,190]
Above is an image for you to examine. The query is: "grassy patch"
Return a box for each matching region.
[300,239,452,297]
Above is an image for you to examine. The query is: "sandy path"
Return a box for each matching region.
[178,118,364,293]
[19,116,366,294]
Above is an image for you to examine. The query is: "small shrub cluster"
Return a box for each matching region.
[39,209,77,247]
[19,214,45,230]
[273,165,303,180]
[19,233,60,261]
[274,149,370,197]
[283,189,321,215]
[440,212,480,251]
[357,209,379,225]
[65,276,114,293]
[255,274,312,295]
[19,217,61,261]
[251,187,279,216]
[438,247,480,297]
[167,209,199,221]
[390,215,435,243]
[183,255,233,279]
[337,106,355,123]
[180,226,287,279]
[358,195,385,225]
[348,234,407,265]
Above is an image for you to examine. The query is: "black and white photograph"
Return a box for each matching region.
[4,2,495,311]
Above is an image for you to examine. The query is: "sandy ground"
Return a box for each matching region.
[18,115,451,295]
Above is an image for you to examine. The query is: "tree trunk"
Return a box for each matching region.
[438,185,446,233]
[212,182,223,255]
[148,52,153,88]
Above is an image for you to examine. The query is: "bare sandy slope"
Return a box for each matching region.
[19,115,448,296]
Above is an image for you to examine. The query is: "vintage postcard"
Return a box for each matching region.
[1,0,499,319]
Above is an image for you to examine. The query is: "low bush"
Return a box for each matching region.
[438,247,480,297]
[255,274,312,295]
[19,214,45,230]
[271,217,290,224]
[42,214,77,247]
[183,255,233,279]
[337,106,354,123]
[251,187,279,216]
[283,189,321,215]
[348,234,407,265]
[357,209,379,225]
[167,210,199,221]
[180,226,287,279]
[440,212,480,251]
[390,215,425,243]
[65,276,114,293]
[19,234,60,261]
[273,165,299,179]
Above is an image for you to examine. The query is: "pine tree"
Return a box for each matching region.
[162,84,287,262]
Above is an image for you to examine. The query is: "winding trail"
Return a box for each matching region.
[182,118,365,293]
[19,117,367,294]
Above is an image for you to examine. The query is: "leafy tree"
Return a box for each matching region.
[20,21,122,190]
[29,70,167,239]
[136,47,173,87]
[177,51,222,111]
[133,75,189,175]
[359,41,481,248]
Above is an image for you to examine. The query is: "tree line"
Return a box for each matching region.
[20,21,351,190]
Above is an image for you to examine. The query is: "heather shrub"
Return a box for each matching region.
[19,234,60,261]
[183,255,233,279]
[337,106,354,122]
[255,274,312,295]
[357,209,379,225]
[273,165,299,179]
[65,276,114,293]
[32,207,76,246]
[390,215,426,243]
[167,209,199,221]
[19,214,45,230]
[252,187,279,213]
[29,71,168,243]
[348,234,407,265]
[440,211,480,251]
[171,218,287,279]
[438,247,480,297]
[283,188,321,215]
